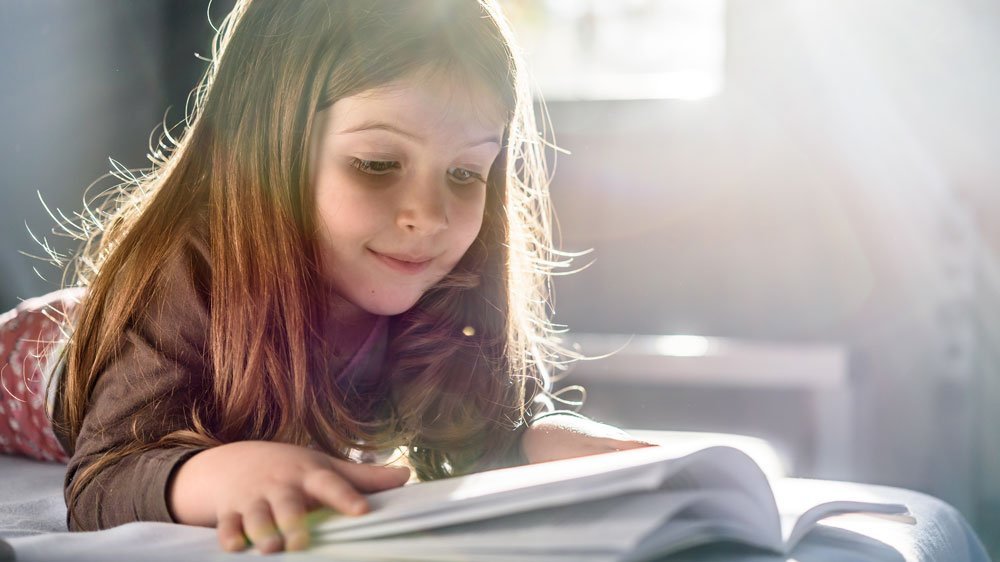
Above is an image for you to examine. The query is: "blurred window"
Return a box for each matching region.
[502,0,726,100]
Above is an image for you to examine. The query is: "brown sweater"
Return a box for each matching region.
[52,229,217,531]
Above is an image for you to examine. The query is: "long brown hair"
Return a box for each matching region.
[55,0,570,513]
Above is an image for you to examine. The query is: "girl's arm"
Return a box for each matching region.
[169,441,409,552]
[64,237,218,532]
[65,235,409,552]
[519,411,656,465]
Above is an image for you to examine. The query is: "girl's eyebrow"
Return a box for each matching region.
[337,120,501,149]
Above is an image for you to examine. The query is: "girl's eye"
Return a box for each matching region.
[351,158,400,175]
[448,167,487,186]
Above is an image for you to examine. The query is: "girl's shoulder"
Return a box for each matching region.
[167,210,213,307]
[140,211,213,343]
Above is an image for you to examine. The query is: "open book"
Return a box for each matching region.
[311,446,914,561]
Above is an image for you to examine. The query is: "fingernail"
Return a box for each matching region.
[257,536,281,553]
[351,498,368,514]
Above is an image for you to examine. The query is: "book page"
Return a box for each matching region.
[314,446,749,542]
[665,446,781,543]
[782,500,914,550]
[314,489,709,560]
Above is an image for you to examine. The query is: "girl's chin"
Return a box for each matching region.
[354,293,425,317]
[324,286,423,319]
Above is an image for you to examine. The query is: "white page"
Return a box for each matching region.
[626,518,769,562]
[663,489,779,549]
[660,447,780,536]
[315,544,620,562]
[312,446,913,559]
[783,500,914,549]
[314,483,784,560]
[314,446,753,542]
[313,489,708,558]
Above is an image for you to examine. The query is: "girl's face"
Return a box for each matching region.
[311,76,505,317]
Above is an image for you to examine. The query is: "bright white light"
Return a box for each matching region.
[503,0,726,101]
[654,335,710,357]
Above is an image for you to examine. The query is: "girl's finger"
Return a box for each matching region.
[622,440,658,449]
[607,438,658,451]
[268,488,310,552]
[242,498,282,553]
[216,511,247,552]
[303,469,369,516]
[330,459,411,493]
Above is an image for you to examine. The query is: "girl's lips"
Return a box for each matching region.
[369,249,433,274]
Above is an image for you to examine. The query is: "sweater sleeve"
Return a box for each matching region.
[64,235,214,531]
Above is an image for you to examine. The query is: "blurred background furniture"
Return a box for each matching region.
[566,334,849,480]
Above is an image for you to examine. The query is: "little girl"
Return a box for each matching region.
[0,0,649,553]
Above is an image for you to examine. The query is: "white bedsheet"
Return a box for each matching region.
[0,455,989,562]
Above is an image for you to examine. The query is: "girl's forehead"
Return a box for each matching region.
[329,76,507,142]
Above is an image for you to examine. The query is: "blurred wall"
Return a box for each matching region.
[546,0,1000,546]
[0,1,164,306]
[0,0,230,310]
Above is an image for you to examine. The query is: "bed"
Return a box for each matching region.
[1,432,989,562]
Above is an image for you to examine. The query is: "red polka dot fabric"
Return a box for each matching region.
[0,289,82,464]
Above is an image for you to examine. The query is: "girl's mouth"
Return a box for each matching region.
[369,249,433,275]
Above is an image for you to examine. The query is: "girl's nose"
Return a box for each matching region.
[396,178,449,235]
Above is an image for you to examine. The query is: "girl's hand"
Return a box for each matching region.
[168,441,410,553]
[519,413,657,465]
